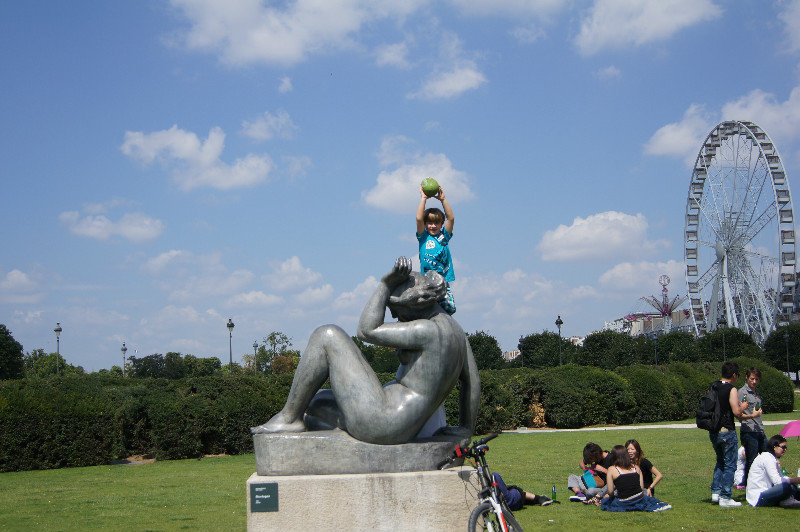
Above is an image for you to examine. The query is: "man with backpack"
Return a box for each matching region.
[706,362,752,507]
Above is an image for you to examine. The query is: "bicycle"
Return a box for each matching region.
[438,433,524,532]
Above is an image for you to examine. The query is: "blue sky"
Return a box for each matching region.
[3,0,800,371]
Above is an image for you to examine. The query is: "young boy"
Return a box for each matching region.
[416,183,456,314]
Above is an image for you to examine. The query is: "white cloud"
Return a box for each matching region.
[575,0,722,56]
[447,0,567,17]
[265,256,323,292]
[362,135,475,213]
[643,103,714,162]
[595,65,621,80]
[646,86,800,164]
[295,284,334,307]
[721,86,800,144]
[143,249,192,274]
[509,24,546,44]
[282,155,313,180]
[538,211,669,262]
[226,290,284,307]
[141,250,255,302]
[241,109,299,141]
[409,63,487,100]
[0,269,44,304]
[375,41,412,68]
[59,210,164,243]
[121,125,273,190]
[278,76,293,93]
[599,259,686,294]
[333,275,379,310]
[779,0,800,53]
[169,0,426,66]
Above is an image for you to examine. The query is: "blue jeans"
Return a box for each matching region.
[710,430,738,499]
[756,482,798,507]
[740,430,766,486]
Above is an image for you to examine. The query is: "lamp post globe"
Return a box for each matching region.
[53,322,62,377]
[227,318,235,368]
[555,315,563,365]
[121,342,128,378]
[253,341,258,372]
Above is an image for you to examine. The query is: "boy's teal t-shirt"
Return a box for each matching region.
[417,228,454,282]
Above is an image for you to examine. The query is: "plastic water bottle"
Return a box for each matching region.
[781,464,788,476]
[552,485,557,502]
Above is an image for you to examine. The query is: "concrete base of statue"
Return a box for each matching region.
[253,428,470,476]
[246,468,479,532]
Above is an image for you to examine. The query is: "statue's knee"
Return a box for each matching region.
[312,324,347,342]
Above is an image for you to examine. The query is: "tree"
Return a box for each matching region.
[163,352,186,379]
[23,351,84,378]
[764,324,800,384]
[518,331,576,368]
[129,354,166,378]
[654,331,699,363]
[0,324,24,380]
[256,331,294,373]
[581,330,640,370]
[467,331,505,370]
[697,327,761,362]
[272,350,301,374]
[352,337,399,374]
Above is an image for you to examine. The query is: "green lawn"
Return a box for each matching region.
[2,415,799,530]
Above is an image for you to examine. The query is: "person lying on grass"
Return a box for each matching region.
[597,445,672,512]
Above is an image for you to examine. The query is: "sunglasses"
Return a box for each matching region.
[777,445,788,450]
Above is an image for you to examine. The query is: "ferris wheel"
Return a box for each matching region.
[684,120,797,344]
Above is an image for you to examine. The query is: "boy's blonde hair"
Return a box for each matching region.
[424,207,445,224]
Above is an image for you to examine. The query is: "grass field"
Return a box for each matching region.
[1,395,798,531]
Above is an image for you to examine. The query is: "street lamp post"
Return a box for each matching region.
[253,341,258,373]
[718,315,727,362]
[654,335,659,366]
[53,322,62,377]
[121,342,127,378]
[784,330,791,380]
[555,315,563,365]
[227,318,235,368]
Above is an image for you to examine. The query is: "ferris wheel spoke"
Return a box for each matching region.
[735,202,777,249]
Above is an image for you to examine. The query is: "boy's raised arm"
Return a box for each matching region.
[416,185,427,236]
[439,187,454,235]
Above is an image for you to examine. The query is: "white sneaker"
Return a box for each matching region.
[719,498,742,507]
[653,504,672,512]
[711,493,719,503]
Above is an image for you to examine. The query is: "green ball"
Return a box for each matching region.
[421,177,439,197]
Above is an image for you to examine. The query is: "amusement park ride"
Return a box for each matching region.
[683,120,797,345]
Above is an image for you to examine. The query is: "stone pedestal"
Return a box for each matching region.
[253,429,469,476]
[246,468,479,532]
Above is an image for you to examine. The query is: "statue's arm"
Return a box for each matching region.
[459,338,480,433]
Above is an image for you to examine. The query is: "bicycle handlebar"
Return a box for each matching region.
[437,433,501,469]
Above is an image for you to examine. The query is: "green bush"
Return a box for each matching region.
[615,365,687,422]
[532,365,636,428]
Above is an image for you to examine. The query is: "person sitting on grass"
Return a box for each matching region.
[745,434,800,508]
[492,473,553,510]
[567,442,611,502]
[625,439,664,497]
[599,445,672,512]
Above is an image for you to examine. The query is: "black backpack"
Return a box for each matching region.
[696,381,721,431]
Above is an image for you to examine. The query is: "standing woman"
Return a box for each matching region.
[626,439,664,497]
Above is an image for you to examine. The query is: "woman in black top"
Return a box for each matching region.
[600,446,672,512]
[626,439,663,496]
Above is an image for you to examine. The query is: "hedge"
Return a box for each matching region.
[0,360,794,472]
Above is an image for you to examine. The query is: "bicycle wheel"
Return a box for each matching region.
[468,501,523,532]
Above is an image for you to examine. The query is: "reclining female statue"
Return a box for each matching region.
[251,256,480,445]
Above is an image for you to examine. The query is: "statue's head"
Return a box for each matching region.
[387,270,447,321]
